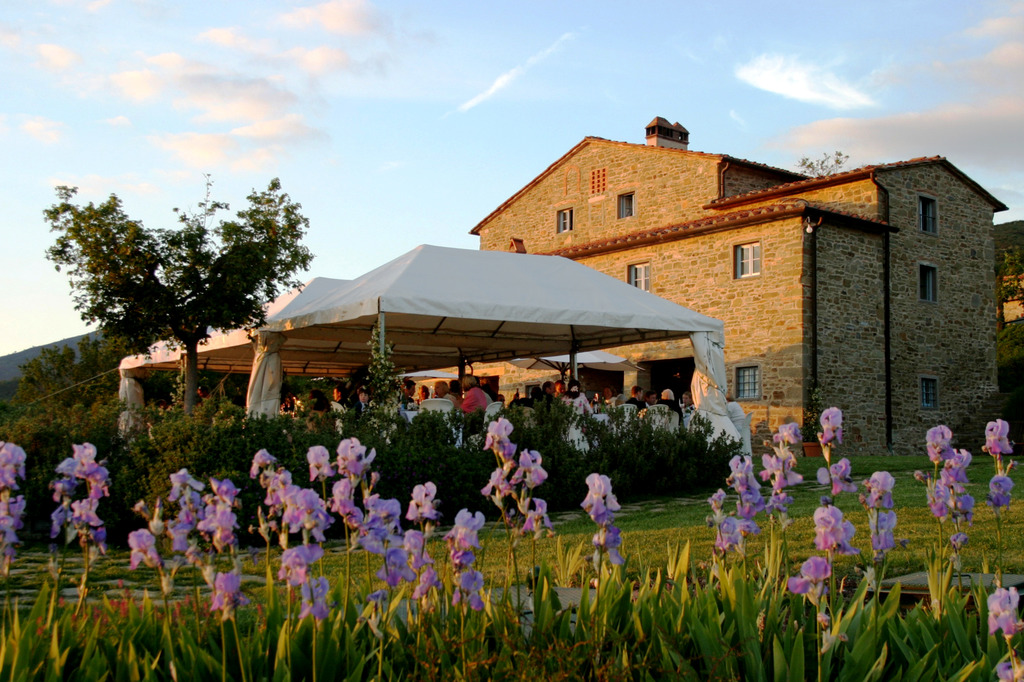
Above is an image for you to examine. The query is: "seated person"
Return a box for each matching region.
[562,379,592,415]
[541,381,556,403]
[308,389,330,413]
[602,386,621,407]
[625,385,647,409]
[448,379,463,409]
[644,390,659,408]
[658,388,684,418]
[330,385,346,412]
[352,386,371,418]
[400,379,417,409]
[417,385,430,403]
[461,375,490,414]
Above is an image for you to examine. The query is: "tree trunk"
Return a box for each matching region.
[182,341,199,414]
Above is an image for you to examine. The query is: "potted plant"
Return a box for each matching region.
[802,384,824,457]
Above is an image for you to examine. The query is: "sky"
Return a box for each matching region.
[2,0,1023,357]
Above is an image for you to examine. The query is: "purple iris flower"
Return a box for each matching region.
[787,555,831,605]
[307,445,336,482]
[511,450,548,489]
[168,469,205,503]
[376,547,416,587]
[300,576,331,620]
[445,509,485,572]
[210,571,249,621]
[926,425,955,463]
[869,510,897,560]
[817,457,858,496]
[403,530,434,570]
[593,524,624,565]
[989,475,1014,510]
[336,438,376,481]
[484,418,517,462]
[0,442,26,490]
[581,473,621,525]
[278,544,324,587]
[453,570,485,611]
[281,487,334,543]
[249,449,277,478]
[813,505,859,556]
[521,497,552,538]
[773,422,801,446]
[985,419,1014,457]
[481,468,513,504]
[819,407,843,446]
[413,566,442,601]
[128,529,162,570]
[863,471,895,509]
[406,482,440,524]
[989,587,1024,637]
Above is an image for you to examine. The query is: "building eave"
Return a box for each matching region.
[537,201,894,260]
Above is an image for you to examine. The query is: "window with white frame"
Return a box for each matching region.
[628,262,651,291]
[919,264,937,302]
[920,376,939,409]
[918,196,938,234]
[735,366,759,400]
[734,242,762,278]
[556,208,573,233]
[617,193,635,219]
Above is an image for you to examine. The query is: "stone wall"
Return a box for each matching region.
[813,224,888,453]
[477,141,724,255]
[877,165,1000,451]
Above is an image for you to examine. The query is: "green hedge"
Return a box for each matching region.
[0,397,741,544]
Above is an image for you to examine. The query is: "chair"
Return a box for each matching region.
[645,404,671,430]
[420,398,454,413]
[740,412,753,456]
[620,403,638,418]
[483,401,503,421]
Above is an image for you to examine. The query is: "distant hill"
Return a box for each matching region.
[995,220,1024,254]
[0,333,93,382]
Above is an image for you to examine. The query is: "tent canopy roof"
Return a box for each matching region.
[122,245,723,376]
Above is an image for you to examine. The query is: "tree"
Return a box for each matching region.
[46,178,313,413]
[797,151,849,178]
[998,247,1024,327]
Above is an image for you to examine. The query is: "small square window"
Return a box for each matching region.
[921,377,938,409]
[617,193,635,219]
[919,264,937,302]
[919,196,937,234]
[628,263,650,291]
[734,242,762,278]
[557,208,573,233]
[736,366,759,400]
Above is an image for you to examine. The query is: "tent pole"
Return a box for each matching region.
[378,312,386,356]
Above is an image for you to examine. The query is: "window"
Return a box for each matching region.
[734,242,762,278]
[919,196,937,234]
[919,264,937,302]
[628,263,650,291]
[617,193,635,219]
[556,208,573,233]
[735,366,759,400]
[590,168,606,194]
[920,377,938,409]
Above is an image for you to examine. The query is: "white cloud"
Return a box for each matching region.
[37,43,81,71]
[735,54,876,110]
[458,32,575,113]
[285,45,352,75]
[729,110,746,128]
[0,23,20,49]
[111,69,163,100]
[279,0,384,36]
[104,115,132,127]
[21,116,64,144]
[198,27,273,53]
[776,97,1024,171]
[230,114,322,142]
[150,131,238,167]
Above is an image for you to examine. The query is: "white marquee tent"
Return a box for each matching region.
[119,245,739,441]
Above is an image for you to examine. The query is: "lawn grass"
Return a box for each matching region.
[8,451,1022,605]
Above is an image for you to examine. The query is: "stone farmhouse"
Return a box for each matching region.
[469,118,1008,455]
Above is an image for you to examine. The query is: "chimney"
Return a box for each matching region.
[645,117,689,150]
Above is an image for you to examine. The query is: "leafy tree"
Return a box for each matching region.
[797,150,849,178]
[997,247,1024,327]
[13,334,128,407]
[46,178,313,413]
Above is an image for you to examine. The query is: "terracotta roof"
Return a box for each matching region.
[537,200,892,260]
[468,137,804,236]
[707,156,1008,212]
